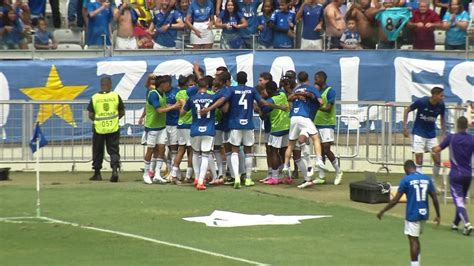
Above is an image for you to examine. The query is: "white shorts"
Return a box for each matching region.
[177,128,191,146]
[153,42,174,49]
[115,36,138,50]
[318,128,335,143]
[289,116,318,141]
[222,131,230,144]
[412,135,438,153]
[268,134,289,149]
[166,125,178,145]
[229,129,255,147]
[190,21,214,45]
[300,38,322,50]
[404,220,424,237]
[146,129,167,147]
[214,130,223,146]
[191,135,214,152]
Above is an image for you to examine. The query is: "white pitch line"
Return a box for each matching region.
[40,217,269,266]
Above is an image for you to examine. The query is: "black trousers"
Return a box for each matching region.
[92,130,120,171]
[49,0,61,28]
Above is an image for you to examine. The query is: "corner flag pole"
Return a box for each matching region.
[36,139,41,218]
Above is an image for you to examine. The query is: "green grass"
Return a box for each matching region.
[0,171,473,265]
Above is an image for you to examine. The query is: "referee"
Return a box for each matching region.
[88,77,125,182]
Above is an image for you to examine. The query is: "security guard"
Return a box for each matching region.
[87,77,125,182]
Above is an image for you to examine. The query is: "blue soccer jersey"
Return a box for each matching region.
[216,86,232,131]
[165,87,180,126]
[410,96,445,139]
[270,10,296,48]
[290,85,321,120]
[184,92,217,137]
[152,9,178,47]
[227,85,262,130]
[398,172,435,222]
[87,2,113,45]
[237,0,260,37]
[188,0,214,22]
[301,3,323,40]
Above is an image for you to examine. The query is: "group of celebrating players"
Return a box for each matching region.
[139,65,342,191]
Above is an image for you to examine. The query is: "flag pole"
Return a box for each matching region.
[36,134,41,218]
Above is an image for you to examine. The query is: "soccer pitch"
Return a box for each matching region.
[0,171,472,265]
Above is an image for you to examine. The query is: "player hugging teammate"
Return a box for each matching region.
[140,67,342,191]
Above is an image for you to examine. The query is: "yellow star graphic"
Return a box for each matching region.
[20,65,88,127]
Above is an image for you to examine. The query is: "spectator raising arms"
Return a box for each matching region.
[215,0,248,49]
[269,0,296,49]
[256,0,274,49]
[186,0,215,49]
[149,0,183,49]
[441,0,470,50]
[407,0,440,50]
[86,0,114,49]
[1,8,29,49]
[296,0,324,50]
[114,1,141,50]
[324,0,346,49]
[34,17,57,50]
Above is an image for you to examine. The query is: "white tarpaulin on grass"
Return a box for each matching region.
[183,210,332,227]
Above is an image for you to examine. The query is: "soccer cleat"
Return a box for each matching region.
[463,224,473,236]
[297,181,314,189]
[89,173,102,181]
[152,175,167,184]
[245,178,255,187]
[313,178,326,184]
[196,183,206,191]
[281,176,293,185]
[224,177,235,185]
[451,224,458,231]
[316,159,326,170]
[142,173,153,184]
[264,177,281,185]
[307,167,314,177]
[334,171,343,185]
[234,181,241,189]
[193,178,199,187]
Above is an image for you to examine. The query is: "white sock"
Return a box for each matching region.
[272,169,279,179]
[186,167,193,179]
[154,159,163,177]
[171,166,178,177]
[410,261,419,266]
[331,159,340,174]
[295,159,308,181]
[214,150,223,178]
[245,154,253,179]
[150,158,157,172]
[144,161,150,174]
[192,153,201,180]
[208,154,218,179]
[198,153,209,184]
[231,152,240,182]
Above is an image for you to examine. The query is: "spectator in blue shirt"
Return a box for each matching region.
[215,0,248,49]
[441,0,470,50]
[34,17,57,50]
[149,0,183,49]
[174,0,191,49]
[236,0,260,48]
[1,8,28,49]
[256,0,273,49]
[86,0,114,48]
[186,0,215,49]
[269,0,296,49]
[296,0,323,49]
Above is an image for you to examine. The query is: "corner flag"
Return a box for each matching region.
[30,123,48,153]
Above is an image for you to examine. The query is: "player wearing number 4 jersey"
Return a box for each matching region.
[378,160,440,266]
[183,78,218,190]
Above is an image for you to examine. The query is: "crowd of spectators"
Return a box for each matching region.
[0,0,472,50]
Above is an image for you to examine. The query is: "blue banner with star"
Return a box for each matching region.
[0,51,472,143]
